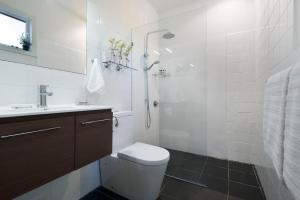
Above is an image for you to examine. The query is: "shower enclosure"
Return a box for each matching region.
[131,1,258,185]
[132,7,208,156]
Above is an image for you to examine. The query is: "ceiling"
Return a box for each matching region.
[56,0,86,19]
[147,0,202,14]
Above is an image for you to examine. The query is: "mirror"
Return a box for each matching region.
[0,0,87,74]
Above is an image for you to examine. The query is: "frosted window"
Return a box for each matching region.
[0,13,27,48]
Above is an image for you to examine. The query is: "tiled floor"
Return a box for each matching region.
[81,149,266,200]
[162,149,266,200]
[81,187,128,200]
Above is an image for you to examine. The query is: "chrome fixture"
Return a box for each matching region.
[113,115,119,127]
[153,100,159,107]
[0,127,61,140]
[163,32,176,39]
[144,29,175,129]
[39,85,53,109]
[145,60,160,71]
[144,29,175,57]
[91,59,138,71]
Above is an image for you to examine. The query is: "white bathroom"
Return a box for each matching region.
[0,0,299,200]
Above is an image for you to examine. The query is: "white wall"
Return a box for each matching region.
[254,0,298,200]
[206,0,256,160]
[0,0,87,74]
[0,0,158,199]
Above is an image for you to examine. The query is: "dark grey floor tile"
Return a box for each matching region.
[199,174,228,194]
[181,156,206,172]
[168,149,206,172]
[228,195,246,200]
[98,187,129,200]
[168,149,186,166]
[229,181,264,200]
[207,157,228,169]
[229,161,253,173]
[161,177,227,200]
[81,190,114,200]
[184,152,207,161]
[203,164,228,179]
[166,166,202,183]
[157,194,178,200]
[229,170,258,187]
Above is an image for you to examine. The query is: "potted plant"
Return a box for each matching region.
[19,33,31,51]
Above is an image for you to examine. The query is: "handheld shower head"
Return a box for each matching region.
[145,60,160,71]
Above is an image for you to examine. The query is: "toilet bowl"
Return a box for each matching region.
[101,111,169,200]
[101,142,169,200]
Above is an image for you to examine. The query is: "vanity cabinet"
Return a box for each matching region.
[75,111,112,169]
[0,109,112,200]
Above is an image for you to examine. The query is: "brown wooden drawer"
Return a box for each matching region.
[0,115,75,200]
[75,111,112,169]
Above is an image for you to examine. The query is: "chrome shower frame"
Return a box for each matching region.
[143,29,172,129]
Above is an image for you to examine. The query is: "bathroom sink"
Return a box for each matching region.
[0,105,112,118]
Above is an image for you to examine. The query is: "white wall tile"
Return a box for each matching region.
[7,0,158,199]
[254,0,298,199]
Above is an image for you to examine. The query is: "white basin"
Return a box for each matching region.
[0,104,113,118]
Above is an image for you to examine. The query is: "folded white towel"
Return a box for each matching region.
[86,58,105,94]
[263,67,291,179]
[283,64,300,200]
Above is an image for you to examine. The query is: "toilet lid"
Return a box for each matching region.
[117,142,170,166]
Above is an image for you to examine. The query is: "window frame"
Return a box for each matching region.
[0,5,33,55]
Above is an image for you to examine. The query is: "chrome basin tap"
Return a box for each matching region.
[39,85,53,108]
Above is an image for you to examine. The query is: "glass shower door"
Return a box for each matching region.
[132,7,207,185]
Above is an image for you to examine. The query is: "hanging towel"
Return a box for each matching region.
[283,64,300,200]
[263,67,291,179]
[86,58,105,94]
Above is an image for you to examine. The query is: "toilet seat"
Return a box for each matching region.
[117,142,170,166]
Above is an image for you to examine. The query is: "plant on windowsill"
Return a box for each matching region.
[19,33,31,51]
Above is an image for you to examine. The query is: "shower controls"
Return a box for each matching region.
[153,101,159,107]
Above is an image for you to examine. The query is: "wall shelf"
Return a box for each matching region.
[103,60,138,71]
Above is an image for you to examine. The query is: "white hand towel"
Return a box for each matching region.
[283,64,300,200]
[86,58,105,94]
[263,67,291,179]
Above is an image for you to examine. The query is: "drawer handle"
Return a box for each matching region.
[0,127,61,139]
[81,119,111,126]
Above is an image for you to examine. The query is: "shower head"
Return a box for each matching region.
[162,32,175,39]
[145,60,160,71]
[144,29,175,57]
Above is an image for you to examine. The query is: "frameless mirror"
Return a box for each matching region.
[0,0,87,74]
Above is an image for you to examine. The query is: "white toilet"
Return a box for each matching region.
[100,111,169,200]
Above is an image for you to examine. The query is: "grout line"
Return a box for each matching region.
[197,156,208,181]
[229,180,261,189]
[227,159,230,200]
[252,166,267,200]
[160,176,168,193]
[252,165,261,188]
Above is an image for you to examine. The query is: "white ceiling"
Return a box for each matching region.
[56,0,86,19]
[147,0,202,14]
